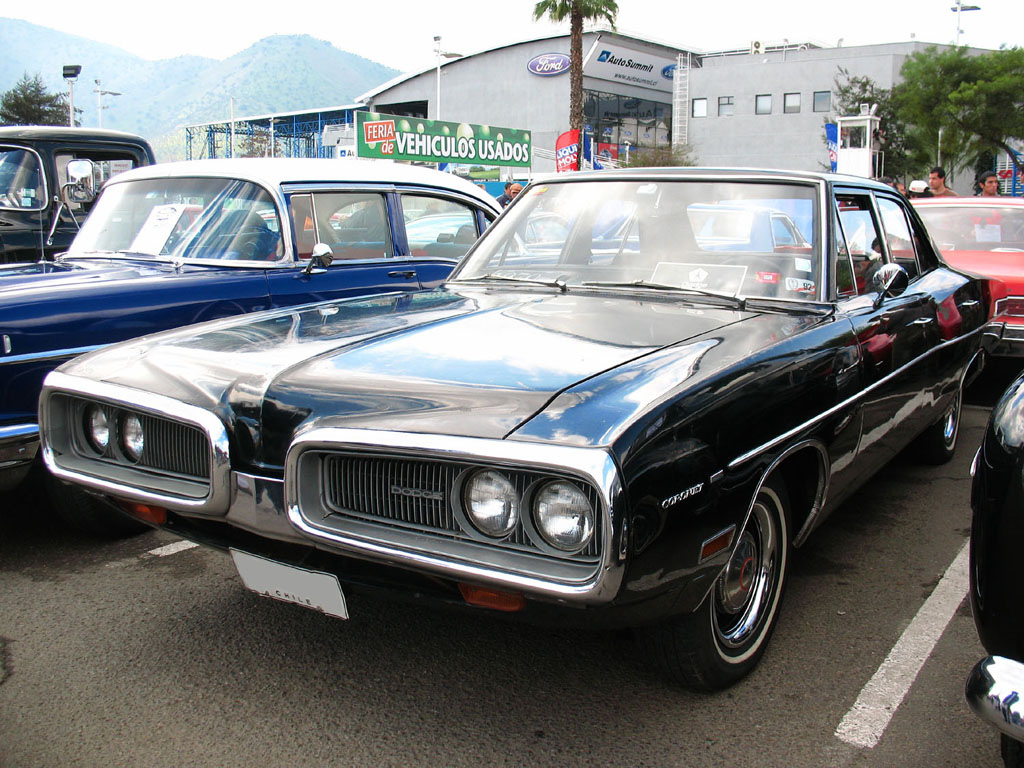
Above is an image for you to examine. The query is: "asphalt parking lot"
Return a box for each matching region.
[1,361,1020,768]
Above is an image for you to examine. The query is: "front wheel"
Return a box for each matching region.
[636,477,791,691]
[45,475,151,538]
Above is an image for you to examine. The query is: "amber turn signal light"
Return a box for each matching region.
[119,501,167,525]
[458,583,525,612]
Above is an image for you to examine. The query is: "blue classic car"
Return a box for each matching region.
[1,158,498,531]
[40,169,990,686]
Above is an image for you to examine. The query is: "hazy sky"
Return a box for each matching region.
[6,0,1022,74]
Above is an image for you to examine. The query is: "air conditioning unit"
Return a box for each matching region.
[750,41,763,55]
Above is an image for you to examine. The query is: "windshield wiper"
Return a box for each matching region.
[581,279,745,308]
[457,273,569,292]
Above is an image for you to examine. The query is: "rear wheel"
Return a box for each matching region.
[46,475,150,538]
[916,386,962,465]
[637,477,790,690]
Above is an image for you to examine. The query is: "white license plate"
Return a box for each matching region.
[230,549,349,619]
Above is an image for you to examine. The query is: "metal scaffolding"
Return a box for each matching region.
[183,104,367,160]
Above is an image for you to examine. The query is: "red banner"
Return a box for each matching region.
[555,130,580,173]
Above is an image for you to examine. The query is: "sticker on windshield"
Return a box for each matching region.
[795,257,813,273]
[785,277,816,295]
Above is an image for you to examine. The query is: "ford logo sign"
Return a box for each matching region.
[662,64,677,80]
[528,53,571,76]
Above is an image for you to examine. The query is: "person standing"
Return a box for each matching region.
[978,171,1000,197]
[496,182,523,208]
[928,166,958,197]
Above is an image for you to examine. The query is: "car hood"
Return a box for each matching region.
[62,287,811,466]
[0,255,170,292]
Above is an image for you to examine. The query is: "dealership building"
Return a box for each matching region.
[189,28,1001,185]
[355,29,974,177]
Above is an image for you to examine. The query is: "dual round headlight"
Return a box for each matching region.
[82,405,144,462]
[461,470,595,552]
[120,413,145,462]
[84,405,109,453]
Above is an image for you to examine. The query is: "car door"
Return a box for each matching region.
[834,187,941,477]
[267,188,420,306]
[396,191,494,288]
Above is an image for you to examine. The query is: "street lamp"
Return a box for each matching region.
[93,79,121,129]
[951,1,981,45]
[63,65,81,127]
[433,35,462,122]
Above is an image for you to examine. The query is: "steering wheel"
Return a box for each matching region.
[234,225,273,260]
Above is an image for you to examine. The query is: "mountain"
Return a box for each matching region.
[0,18,401,160]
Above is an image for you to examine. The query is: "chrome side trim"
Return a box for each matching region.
[966,656,1024,742]
[727,325,983,470]
[0,343,107,366]
[285,427,624,603]
[0,423,39,468]
[39,370,232,514]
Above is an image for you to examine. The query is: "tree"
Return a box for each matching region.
[830,67,915,180]
[619,143,696,168]
[533,0,618,138]
[0,73,71,126]
[895,46,1024,178]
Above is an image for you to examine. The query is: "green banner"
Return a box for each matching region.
[356,112,531,167]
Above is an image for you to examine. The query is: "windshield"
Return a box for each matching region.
[452,179,821,301]
[68,176,284,261]
[916,205,1024,252]
[0,147,45,210]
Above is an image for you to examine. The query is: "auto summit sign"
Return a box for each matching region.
[582,42,678,93]
[356,112,531,167]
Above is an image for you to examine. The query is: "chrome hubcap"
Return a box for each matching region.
[714,495,780,649]
[943,392,961,446]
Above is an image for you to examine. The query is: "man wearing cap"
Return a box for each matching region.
[908,180,933,198]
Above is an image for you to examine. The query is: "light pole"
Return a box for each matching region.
[93,79,120,128]
[62,65,81,127]
[433,35,462,122]
[951,1,981,45]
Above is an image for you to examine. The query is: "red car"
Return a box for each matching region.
[914,196,1024,357]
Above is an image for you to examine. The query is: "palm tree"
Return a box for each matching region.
[533,0,619,135]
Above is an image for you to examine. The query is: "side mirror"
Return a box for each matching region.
[871,262,909,308]
[303,242,335,275]
[63,159,96,204]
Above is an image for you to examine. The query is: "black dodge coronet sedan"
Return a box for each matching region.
[40,169,991,689]
[966,370,1024,765]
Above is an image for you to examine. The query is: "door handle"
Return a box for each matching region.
[960,300,980,308]
[910,317,934,325]
[388,270,416,279]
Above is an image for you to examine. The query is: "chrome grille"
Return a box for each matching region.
[320,453,600,558]
[136,413,209,479]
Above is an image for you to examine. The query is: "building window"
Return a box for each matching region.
[692,98,707,118]
[813,91,831,112]
[755,94,772,115]
[718,96,734,116]
[784,93,801,114]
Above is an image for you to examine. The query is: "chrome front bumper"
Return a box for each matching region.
[0,423,39,470]
[966,655,1024,743]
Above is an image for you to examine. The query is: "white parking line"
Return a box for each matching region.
[147,540,199,557]
[835,540,970,749]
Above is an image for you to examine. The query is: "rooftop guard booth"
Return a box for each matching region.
[836,106,882,179]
